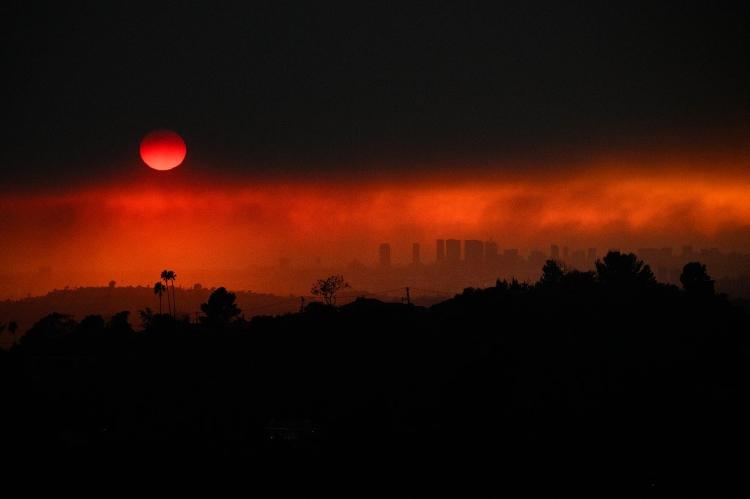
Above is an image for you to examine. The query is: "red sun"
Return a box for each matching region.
[140,129,187,171]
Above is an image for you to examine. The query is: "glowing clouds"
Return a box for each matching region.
[5,156,750,291]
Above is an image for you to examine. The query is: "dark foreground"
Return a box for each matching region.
[2,255,749,495]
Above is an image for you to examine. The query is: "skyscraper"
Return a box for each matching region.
[436,239,445,263]
[464,240,484,265]
[485,240,499,261]
[503,248,520,264]
[379,243,391,267]
[446,239,461,264]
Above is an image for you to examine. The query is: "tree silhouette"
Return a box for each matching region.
[680,261,715,296]
[160,270,172,317]
[311,275,349,306]
[153,282,167,315]
[109,311,132,333]
[160,270,177,317]
[20,313,77,350]
[561,269,596,289]
[3,255,750,488]
[540,259,565,286]
[168,271,177,317]
[200,287,241,328]
[595,251,655,288]
[79,314,105,331]
[8,321,17,347]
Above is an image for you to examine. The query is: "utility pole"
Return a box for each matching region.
[405,286,411,305]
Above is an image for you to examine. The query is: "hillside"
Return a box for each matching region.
[0,286,298,345]
[3,254,750,493]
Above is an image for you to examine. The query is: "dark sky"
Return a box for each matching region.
[3,2,749,187]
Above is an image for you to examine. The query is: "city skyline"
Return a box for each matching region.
[370,239,729,268]
[4,238,749,301]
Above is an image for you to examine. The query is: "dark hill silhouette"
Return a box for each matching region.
[0,285,298,348]
[2,253,750,494]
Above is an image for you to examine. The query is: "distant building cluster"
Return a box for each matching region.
[379,239,598,271]
[268,240,750,301]
[371,239,750,290]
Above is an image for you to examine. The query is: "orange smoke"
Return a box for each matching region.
[2,155,750,298]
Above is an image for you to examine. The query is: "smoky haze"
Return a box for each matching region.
[3,153,750,299]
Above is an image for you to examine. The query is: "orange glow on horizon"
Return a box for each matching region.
[2,154,750,298]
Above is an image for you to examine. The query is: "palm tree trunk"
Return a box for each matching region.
[171,281,177,318]
[164,281,172,316]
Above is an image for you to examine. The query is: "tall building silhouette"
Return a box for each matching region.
[436,239,445,263]
[503,248,520,267]
[485,240,499,261]
[412,243,421,265]
[446,239,461,264]
[464,240,484,265]
[379,243,391,267]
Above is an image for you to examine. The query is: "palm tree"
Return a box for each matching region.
[160,270,173,316]
[168,271,177,317]
[153,282,167,314]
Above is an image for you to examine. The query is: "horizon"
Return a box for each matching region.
[3,238,749,300]
[3,242,750,313]
[4,153,750,298]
